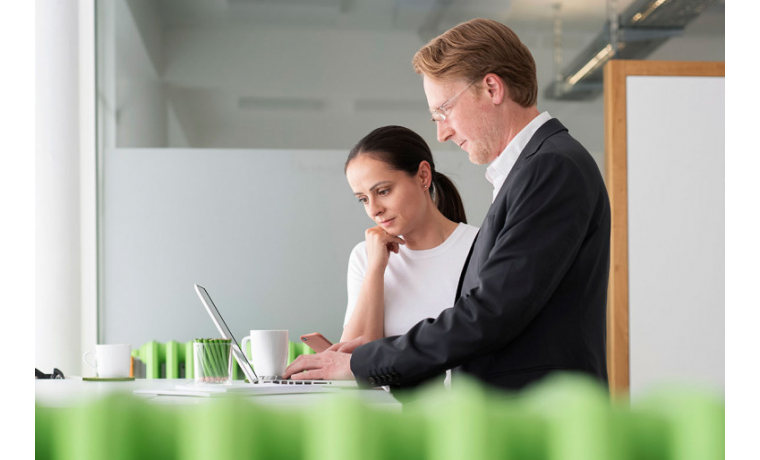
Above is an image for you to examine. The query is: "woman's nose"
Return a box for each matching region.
[368,199,383,217]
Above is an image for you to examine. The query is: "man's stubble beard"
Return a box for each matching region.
[469,115,502,165]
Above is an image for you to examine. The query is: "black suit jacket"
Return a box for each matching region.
[350,118,610,391]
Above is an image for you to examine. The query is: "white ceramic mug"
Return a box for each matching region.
[83,344,132,378]
[241,330,289,378]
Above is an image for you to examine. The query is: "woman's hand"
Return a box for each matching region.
[364,226,405,272]
[327,336,372,354]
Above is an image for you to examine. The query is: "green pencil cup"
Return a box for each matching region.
[193,339,233,384]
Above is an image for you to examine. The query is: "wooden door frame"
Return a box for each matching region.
[603,60,725,399]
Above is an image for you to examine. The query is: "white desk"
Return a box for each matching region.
[35,378,401,410]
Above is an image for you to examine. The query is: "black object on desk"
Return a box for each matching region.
[35,368,65,379]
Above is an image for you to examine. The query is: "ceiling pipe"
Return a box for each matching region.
[544,0,719,100]
[551,2,564,99]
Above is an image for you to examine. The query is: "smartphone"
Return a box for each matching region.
[300,332,333,353]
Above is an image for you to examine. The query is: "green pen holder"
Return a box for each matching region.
[193,339,232,384]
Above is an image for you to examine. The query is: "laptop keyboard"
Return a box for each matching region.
[263,379,330,385]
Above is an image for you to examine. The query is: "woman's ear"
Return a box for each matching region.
[417,161,432,189]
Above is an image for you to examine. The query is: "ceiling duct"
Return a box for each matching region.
[545,0,719,100]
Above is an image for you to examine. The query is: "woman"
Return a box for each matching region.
[341,125,479,347]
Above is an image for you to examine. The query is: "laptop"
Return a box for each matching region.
[194,284,357,387]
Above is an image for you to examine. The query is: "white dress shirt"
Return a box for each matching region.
[485,111,552,202]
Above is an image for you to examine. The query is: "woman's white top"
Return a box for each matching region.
[344,223,480,337]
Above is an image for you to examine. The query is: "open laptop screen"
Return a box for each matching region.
[194,284,259,383]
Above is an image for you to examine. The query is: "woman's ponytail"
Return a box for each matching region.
[431,171,467,224]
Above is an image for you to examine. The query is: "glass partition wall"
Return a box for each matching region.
[97,0,727,346]
[95,0,506,347]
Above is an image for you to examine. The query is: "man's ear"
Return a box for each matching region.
[482,73,506,105]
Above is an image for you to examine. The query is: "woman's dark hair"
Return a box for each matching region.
[345,125,467,224]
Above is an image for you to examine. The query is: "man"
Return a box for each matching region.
[283,18,610,391]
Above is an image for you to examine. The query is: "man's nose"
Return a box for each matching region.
[436,121,453,143]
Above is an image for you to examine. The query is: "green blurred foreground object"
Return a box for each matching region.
[35,373,724,460]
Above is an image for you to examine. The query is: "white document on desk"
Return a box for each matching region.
[134,381,336,397]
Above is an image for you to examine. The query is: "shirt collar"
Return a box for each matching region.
[486,111,552,202]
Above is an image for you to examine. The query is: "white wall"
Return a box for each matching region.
[35,0,82,375]
[35,0,97,377]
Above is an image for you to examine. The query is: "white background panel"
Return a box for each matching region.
[627,75,725,396]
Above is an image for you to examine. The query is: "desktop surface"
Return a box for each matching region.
[35,377,400,409]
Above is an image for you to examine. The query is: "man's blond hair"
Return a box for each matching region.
[412,18,537,108]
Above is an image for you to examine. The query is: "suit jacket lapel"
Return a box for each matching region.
[457,118,570,298]
[455,229,479,299]
[490,118,569,208]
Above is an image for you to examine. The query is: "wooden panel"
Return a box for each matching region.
[603,60,630,400]
[602,60,725,401]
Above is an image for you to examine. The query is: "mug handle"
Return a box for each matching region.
[241,336,251,360]
[82,351,97,370]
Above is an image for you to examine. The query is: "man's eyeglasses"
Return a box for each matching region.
[430,81,475,123]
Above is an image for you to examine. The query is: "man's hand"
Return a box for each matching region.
[283,351,354,381]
